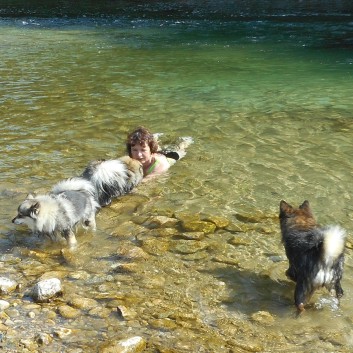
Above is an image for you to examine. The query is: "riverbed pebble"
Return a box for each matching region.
[0,300,10,311]
[69,297,98,310]
[30,278,62,302]
[100,335,146,353]
[181,220,216,234]
[58,304,81,319]
[0,277,17,294]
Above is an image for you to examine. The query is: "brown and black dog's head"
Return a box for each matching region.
[279,200,317,232]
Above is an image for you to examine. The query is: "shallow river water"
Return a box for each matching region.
[1,2,353,352]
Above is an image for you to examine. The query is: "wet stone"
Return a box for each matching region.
[177,231,205,240]
[0,277,17,294]
[141,238,169,255]
[149,228,179,238]
[0,300,10,311]
[20,338,38,351]
[116,305,137,320]
[100,335,146,353]
[182,251,209,261]
[224,222,248,233]
[31,278,62,303]
[202,215,230,228]
[111,263,139,273]
[35,332,53,345]
[212,255,240,267]
[171,240,209,254]
[250,311,275,326]
[143,215,179,228]
[148,318,178,331]
[53,327,72,339]
[5,308,19,318]
[117,246,149,261]
[235,212,266,223]
[174,211,200,224]
[111,221,147,238]
[88,306,111,318]
[58,305,81,319]
[181,220,216,234]
[228,236,252,246]
[68,297,98,310]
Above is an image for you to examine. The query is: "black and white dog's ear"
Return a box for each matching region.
[26,193,35,199]
[31,202,40,215]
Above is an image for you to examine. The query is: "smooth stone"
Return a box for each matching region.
[0,277,17,294]
[143,216,179,228]
[202,215,230,228]
[69,297,98,310]
[181,220,216,234]
[58,305,81,319]
[31,278,62,302]
[100,336,146,353]
[0,300,10,311]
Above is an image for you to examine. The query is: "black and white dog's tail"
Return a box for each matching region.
[51,177,97,198]
[50,177,101,215]
[81,159,130,207]
[322,225,346,266]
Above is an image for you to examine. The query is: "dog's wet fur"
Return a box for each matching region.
[279,200,346,312]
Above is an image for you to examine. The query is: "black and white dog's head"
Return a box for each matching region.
[12,194,40,230]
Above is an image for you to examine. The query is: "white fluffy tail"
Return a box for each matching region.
[51,177,96,196]
[90,160,127,190]
[323,225,346,265]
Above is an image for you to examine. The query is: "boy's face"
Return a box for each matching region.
[131,142,152,166]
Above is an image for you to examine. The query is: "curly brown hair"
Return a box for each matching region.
[126,126,159,157]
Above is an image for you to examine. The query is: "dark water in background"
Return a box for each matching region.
[1,1,353,352]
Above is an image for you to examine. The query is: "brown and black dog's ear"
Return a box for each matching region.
[299,200,310,209]
[299,200,313,216]
[279,200,292,214]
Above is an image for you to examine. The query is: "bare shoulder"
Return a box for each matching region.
[155,153,171,171]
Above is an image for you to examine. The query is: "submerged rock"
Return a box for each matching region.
[250,311,275,326]
[171,240,209,254]
[0,300,10,311]
[181,220,216,234]
[228,235,252,246]
[30,278,62,302]
[111,221,147,238]
[141,238,169,255]
[202,215,230,228]
[58,305,81,319]
[177,231,205,240]
[68,297,98,310]
[100,336,146,353]
[143,215,179,228]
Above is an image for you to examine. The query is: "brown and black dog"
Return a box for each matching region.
[279,200,346,312]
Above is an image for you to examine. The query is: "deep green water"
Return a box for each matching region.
[1,3,353,352]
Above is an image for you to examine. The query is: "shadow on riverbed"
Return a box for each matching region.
[201,264,295,317]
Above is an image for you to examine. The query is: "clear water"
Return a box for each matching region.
[1,5,353,352]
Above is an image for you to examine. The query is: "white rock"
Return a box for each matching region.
[0,277,17,294]
[0,300,10,311]
[31,278,62,302]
